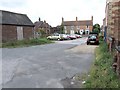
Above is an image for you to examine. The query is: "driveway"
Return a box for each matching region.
[2,37,97,88]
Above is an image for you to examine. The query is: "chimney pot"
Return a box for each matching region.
[76,17,78,21]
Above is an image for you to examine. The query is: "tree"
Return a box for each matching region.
[92,24,100,34]
[38,28,46,37]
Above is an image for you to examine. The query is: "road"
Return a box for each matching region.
[2,37,97,88]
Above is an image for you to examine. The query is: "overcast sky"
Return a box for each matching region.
[0,0,106,27]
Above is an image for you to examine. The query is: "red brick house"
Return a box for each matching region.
[50,25,61,34]
[0,10,34,42]
[62,16,93,35]
[34,19,51,38]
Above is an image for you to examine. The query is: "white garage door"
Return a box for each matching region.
[17,27,23,40]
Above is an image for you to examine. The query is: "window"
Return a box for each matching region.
[86,25,89,29]
[65,30,67,34]
[64,26,66,30]
[71,26,74,30]
[77,26,80,29]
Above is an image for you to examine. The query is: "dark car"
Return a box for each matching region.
[87,35,99,45]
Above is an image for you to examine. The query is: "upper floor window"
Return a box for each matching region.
[86,25,89,29]
[71,26,74,30]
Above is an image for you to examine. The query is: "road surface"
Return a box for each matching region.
[2,37,97,88]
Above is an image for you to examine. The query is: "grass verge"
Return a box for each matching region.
[84,41,120,88]
[2,38,53,48]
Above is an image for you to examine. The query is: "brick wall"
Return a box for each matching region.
[66,26,71,34]
[112,1,120,46]
[2,25,17,42]
[23,26,33,39]
[2,25,34,42]
[111,1,120,76]
[65,25,93,34]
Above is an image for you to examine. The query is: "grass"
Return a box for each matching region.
[2,38,53,48]
[84,41,120,88]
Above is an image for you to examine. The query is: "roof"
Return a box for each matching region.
[0,10,34,27]
[34,21,51,30]
[63,20,93,26]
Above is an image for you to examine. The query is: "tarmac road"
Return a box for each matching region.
[2,37,97,88]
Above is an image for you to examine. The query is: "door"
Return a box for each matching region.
[17,27,23,40]
[70,30,74,34]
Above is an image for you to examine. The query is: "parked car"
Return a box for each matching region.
[87,35,99,45]
[74,34,82,38]
[47,34,63,40]
[61,34,70,40]
[68,34,77,40]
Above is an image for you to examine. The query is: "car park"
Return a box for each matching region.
[87,35,99,45]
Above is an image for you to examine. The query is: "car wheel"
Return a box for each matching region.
[57,38,60,41]
[47,38,51,40]
[87,42,89,45]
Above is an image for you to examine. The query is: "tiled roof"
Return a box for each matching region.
[34,21,51,30]
[0,10,34,26]
[63,20,93,26]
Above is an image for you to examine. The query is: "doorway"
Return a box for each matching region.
[17,27,23,40]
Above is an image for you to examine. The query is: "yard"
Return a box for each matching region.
[2,37,96,88]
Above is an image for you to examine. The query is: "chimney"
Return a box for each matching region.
[76,17,78,21]
[62,17,64,25]
[91,16,93,21]
[62,17,64,22]
[44,20,46,23]
[39,17,41,21]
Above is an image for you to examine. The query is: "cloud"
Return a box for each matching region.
[0,0,106,26]
[0,0,27,8]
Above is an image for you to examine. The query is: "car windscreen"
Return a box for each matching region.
[89,35,96,39]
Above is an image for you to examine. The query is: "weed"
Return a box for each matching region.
[84,41,120,88]
[2,38,53,48]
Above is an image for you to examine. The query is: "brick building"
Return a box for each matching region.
[0,10,34,42]
[61,16,93,35]
[105,0,120,76]
[34,19,51,38]
[50,26,61,34]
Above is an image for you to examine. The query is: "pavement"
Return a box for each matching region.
[2,37,97,88]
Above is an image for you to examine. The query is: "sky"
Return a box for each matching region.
[0,0,106,27]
